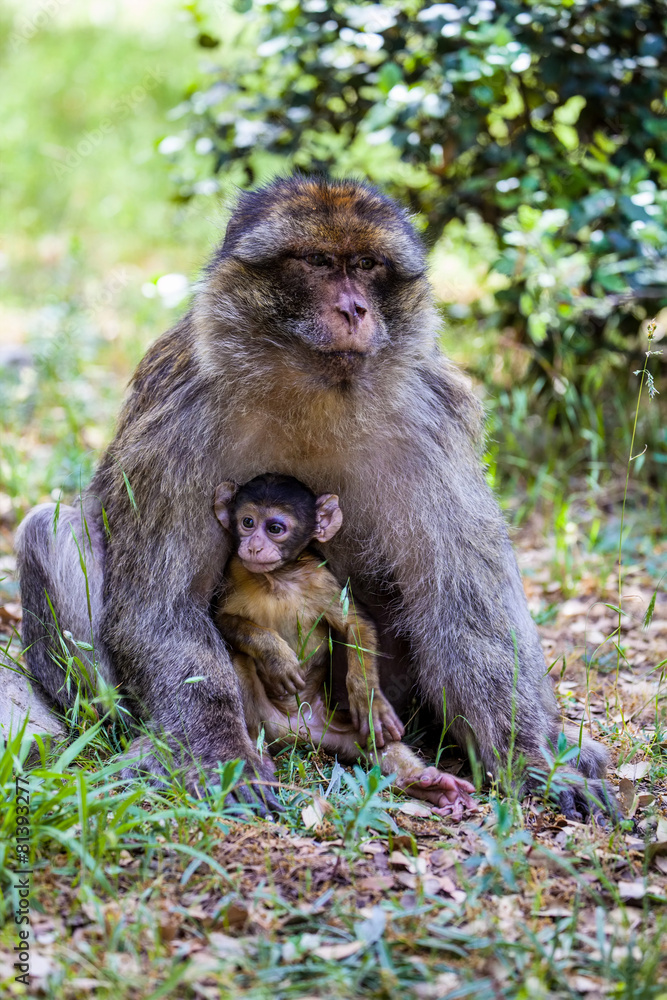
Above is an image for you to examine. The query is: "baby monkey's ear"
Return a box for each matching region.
[214,481,238,530]
[314,494,343,543]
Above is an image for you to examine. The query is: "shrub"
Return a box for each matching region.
[168,0,667,474]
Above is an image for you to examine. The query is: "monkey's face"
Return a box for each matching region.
[233,503,311,573]
[214,475,344,572]
[205,177,433,385]
[278,252,389,380]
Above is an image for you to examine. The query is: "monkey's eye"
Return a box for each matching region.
[305,253,329,267]
[358,257,376,270]
[267,522,286,535]
[241,516,254,529]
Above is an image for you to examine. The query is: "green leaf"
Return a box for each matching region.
[554,95,586,126]
[643,588,658,629]
[553,123,579,150]
[378,62,402,94]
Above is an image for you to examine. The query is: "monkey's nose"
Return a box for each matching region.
[336,294,368,328]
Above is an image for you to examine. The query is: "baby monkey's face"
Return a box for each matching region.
[234,503,310,574]
[214,475,344,573]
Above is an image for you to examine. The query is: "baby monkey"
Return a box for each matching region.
[214,473,476,819]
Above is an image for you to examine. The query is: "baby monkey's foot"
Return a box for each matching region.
[400,767,477,821]
[349,690,405,747]
[258,653,306,698]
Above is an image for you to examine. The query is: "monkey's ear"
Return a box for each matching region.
[314,494,343,543]
[213,481,238,530]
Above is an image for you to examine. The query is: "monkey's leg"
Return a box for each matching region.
[375,743,477,820]
[227,653,278,780]
[375,465,616,821]
[217,613,306,696]
[14,499,116,711]
[311,714,476,820]
[325,601,403,746]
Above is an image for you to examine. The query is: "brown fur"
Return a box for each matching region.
[16,176,614,818]
[217,551,476,817]
[218,551,402,743]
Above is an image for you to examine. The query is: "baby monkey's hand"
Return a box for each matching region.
[347,680,405,748]
[256,645,306,699]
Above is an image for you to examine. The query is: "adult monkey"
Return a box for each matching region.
[16,176,612,819]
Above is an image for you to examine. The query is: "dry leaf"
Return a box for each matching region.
[413,972,460,998]
[637,793,655,809]
[430,848,457,870]
[222,901,249,930]
[0,603,21,625]
[436,874,457,895]
[570,975,604,993]
[617,880,662,900]
[397,801,433,818]
[617,761,650,781]
[356,875,395,892]
[654,856,667,875]
[29,952,56,980]
[392,834,416,851]
[617,778,638,817]
[301,797,328,830]
[560,599,591,617]
[208,932,244,958]
[618,880,646,900]
[360,842,385,856]
[388,851,427,875]
[645,817,667,867]
[313,940,363,961]
[395,872,417,889]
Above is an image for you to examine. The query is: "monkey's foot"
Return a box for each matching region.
[350,691,405,747]
[556,777,620,825]
[227,757,283,817]
[119,737,282,816]
[400,767,477,822]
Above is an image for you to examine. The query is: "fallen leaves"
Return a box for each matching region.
[617,761,651,781]
[617,880,663,901]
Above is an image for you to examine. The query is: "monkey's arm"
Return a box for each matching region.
[217,613,306,698]
[324,598,404,747]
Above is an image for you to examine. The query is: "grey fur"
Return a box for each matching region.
[15,498,114,709]
[15,176,613,815]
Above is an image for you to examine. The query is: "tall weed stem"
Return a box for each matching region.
[616,319,661,687]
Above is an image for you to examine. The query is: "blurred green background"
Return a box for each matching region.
[0,0,665,524]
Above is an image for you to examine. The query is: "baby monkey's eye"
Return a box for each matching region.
[267,522,286,535]
[305,253,329,267]
[358,257,376,270]
[241,516,254,529]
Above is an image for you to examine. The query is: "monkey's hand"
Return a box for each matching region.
[255,643,307,699]
[397,767,477,822]
[347,682,405,748]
